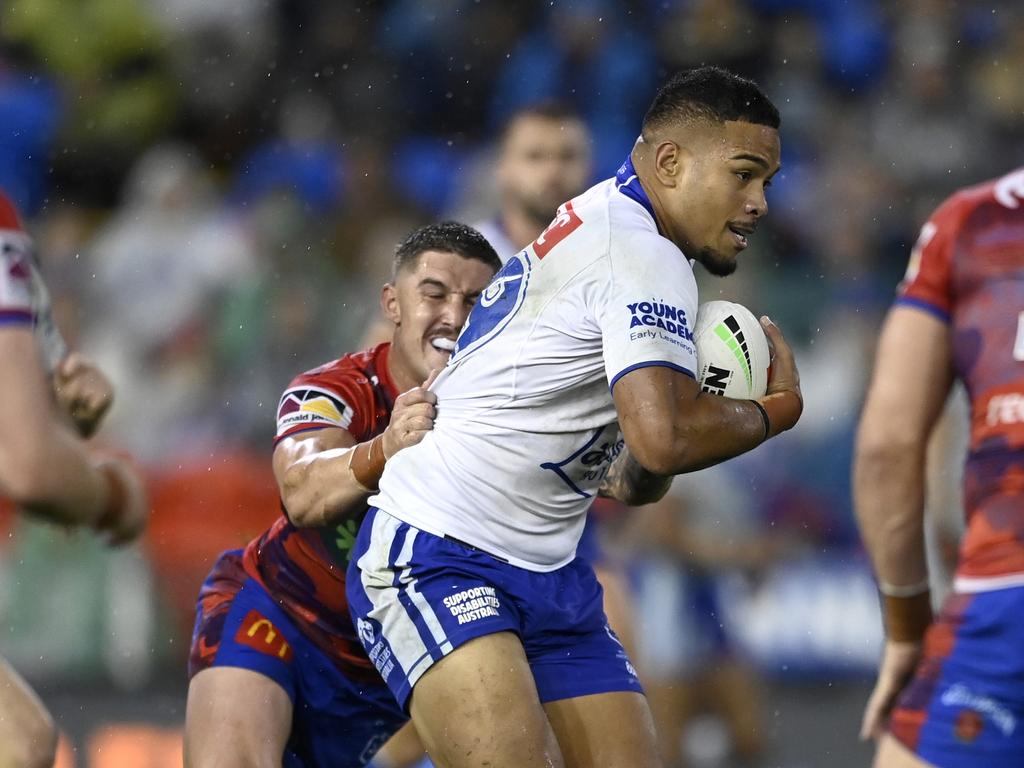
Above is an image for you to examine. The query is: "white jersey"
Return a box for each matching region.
[372,160,699,570]
[0,228,67,373]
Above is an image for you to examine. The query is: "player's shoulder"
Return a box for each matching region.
[276,344,392,438]
[285,343,390,394]
[573,178,680,260]
[576,177,654,230]
[935,167,1024,225]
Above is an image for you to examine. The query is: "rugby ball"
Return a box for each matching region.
[694,300,770,399]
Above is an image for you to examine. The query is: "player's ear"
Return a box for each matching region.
[381,282,400,325]
[653,140,688,188]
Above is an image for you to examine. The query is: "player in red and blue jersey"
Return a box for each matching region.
[184,222,500,768]
[0,190,148,767]
[855,167,1024,768]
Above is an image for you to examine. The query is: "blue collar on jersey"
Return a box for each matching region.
[615,154,658,224]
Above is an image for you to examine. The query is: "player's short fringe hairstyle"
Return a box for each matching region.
[642,65,780,136]
[393,221,502,278]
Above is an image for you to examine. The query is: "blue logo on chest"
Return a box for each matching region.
[451,251,531,361]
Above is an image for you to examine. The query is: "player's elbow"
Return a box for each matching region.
[616,479,672,507]
[279,482,320,528]
[279,469,345,528]
[625,427,700,477]
[855,430,922,482]
[0,446,57,508]
[853,432,925,525]
[629,448,681,477]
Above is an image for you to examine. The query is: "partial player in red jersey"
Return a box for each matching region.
[184,222,500,768]
[855,167,1024,768]
[0,190,148,767]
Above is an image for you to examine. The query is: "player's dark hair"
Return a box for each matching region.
[642,66,780,136]
[393,221,502,278]
[500,101,584,143]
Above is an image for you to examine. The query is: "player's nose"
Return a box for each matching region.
[445,295,469,328]
[746,187,767,218]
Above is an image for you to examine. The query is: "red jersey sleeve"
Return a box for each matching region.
[895,193,966,322]
[0,233,35,326]
[274,361,376,443]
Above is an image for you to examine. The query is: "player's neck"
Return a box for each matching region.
[632,154,676,245]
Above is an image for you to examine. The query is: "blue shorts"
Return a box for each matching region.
[346,508,643,709]
[189,551,406,768]
[575,512,605,566]
[889,586,1024,767]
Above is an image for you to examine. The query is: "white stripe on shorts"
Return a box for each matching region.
[393,527,454,657]
[358,510,451,687]
[953,571,1024,593]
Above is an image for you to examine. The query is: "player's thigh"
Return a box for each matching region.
[544,690,661,768]
[0,655,56,768]
[873,733,937,768]
[184,666,292,768]
[409,631,564,768]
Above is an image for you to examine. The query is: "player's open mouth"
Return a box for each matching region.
[728,223,754,249]
[430,337,456,353]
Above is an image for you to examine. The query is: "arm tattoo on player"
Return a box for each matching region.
[598,447,672,506]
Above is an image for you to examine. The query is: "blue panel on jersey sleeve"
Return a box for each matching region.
[0,309,33,325]
[608,360,695,393]
[894,295,951,323]
[450,250,531,361]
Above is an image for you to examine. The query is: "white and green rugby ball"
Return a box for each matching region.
[694,300,770,399]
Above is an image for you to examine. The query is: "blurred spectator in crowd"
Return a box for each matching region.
[472,101,591,257]
[81,143,256,463]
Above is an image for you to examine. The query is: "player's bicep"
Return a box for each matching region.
[271,427,357,489]
[859,306,954,452]
[0,327,59,489]
[612,364,700,470]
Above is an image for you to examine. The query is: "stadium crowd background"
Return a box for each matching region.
[1,0,1022,765]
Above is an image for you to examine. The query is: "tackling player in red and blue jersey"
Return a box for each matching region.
[855,167,1024,768]
[184,222,500,768]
